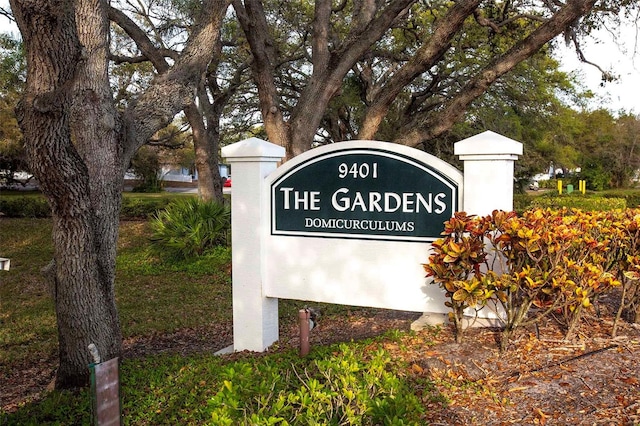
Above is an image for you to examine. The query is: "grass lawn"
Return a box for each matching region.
[3,191,639,425]
[1,216,432,425]
[1,219,56,367]
[1,219,234,366]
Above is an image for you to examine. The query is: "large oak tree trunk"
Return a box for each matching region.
[11,0,122,388]
[11,0,231,388]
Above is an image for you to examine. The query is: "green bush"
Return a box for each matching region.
[513,193,533,213]
[579,164,611,191]
[120,196,172,219]
[601,189,640,209]
[208,344,425,425]
[537,178,556,189]
[131,180,163,193]
[0,194,176,219]
[531,194,626,211]
[0,195,51,217]
[149,198,230,259]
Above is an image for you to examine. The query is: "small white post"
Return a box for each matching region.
[454,131,523,215]
[222,138,285,352]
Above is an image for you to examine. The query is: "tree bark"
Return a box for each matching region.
[184,100,224,203]
[11,0,122,388]
[233,0,290,152]
[11,0,231,388]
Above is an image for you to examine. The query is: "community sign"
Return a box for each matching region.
[270,143,459,242]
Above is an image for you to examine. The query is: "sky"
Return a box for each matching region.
[556,21,640,115]
[0,4,638,114]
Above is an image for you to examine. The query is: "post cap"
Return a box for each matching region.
[222,137,286,162]
[454,131,523,157]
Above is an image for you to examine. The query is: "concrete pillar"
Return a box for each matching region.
[454,131,523,215]
[222,138,285,351]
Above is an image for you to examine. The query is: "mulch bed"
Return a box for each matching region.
[2,309,639,425]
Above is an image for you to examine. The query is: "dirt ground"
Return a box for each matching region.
[279,309,640,426]
[2,307,639,425]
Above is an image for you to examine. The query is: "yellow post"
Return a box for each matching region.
[581,180,586,194]
[558,179,563,195]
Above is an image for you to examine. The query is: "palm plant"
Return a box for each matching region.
[150,198,230,259]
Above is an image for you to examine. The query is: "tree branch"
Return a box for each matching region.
[0,6,14,22]
[568,30,616,82]
[109,47,178,65]
[108,5,170,72]
[122,0,231,161]
[312,0,332,71]
[358,0,481,139]
[473,9,501,33]
[232,0,289,148]
[350,0,377,37]
[394,0,598,147]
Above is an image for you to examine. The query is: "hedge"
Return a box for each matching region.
[425,208,640,350]
[0,194,176,219]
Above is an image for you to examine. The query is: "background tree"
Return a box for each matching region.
[572,110,640,189]
[231,0,622,160]
[611,113,640,188]
[128,123,193,192]
[108,0,253,202]
[0,33,26,186]
[9,0,231,387]
[129,145,163,192]
[354,0,629,149]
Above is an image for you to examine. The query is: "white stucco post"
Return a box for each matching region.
[454,131,523,215]
[222,138,285,351]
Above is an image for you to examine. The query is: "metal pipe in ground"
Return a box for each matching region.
[299,309,310,356]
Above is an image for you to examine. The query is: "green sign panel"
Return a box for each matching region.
[271,147,458,242]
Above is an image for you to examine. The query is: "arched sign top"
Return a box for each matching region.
[267,141,463,242]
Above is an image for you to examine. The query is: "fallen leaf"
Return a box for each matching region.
[534,408,550,426]
[620,376,639,385]
[411,363,424,374]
